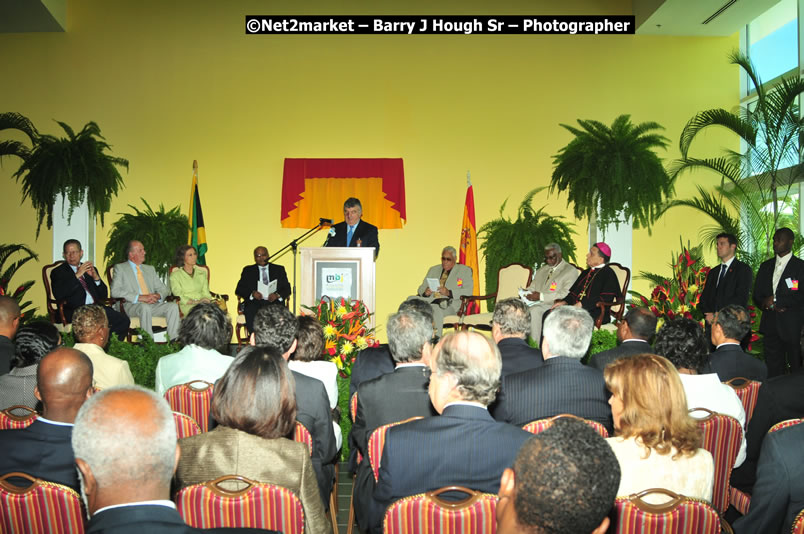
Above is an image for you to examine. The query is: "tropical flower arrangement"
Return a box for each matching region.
[301,297,378,377]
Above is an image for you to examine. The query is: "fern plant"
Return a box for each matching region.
[12,120,128,237]
[0,243,39,321]
[104,199,189,278]
[0,112,38,165]
[477,188,577,311]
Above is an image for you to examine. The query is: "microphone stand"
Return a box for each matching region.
[270,220,330,313]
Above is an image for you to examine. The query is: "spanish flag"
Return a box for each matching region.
[459,173,480,314]
[188,160,208,265]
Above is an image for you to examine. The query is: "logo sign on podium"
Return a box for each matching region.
[318,263,356,301]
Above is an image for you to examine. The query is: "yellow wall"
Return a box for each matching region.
[0,0,739,340]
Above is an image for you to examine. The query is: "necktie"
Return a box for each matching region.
[136,265,150,294]
[717,264,727,287]
[77,273,94,303]
[347,225,354,246]
[261,267,269,285]
[772,258,784,297]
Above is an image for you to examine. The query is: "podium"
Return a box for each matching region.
[299,247,376,327]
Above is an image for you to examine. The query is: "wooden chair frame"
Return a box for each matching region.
[0,405,38,430]
[614,488,733,534]
[522,413,609,438]
[0,471,85,534]
[294,421,339,534]
[594,262,631,329]
[455,263,533,330]
[383,486,498,534]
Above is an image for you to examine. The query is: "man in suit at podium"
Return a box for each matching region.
[323,197,380,258]
[235,246,292,334]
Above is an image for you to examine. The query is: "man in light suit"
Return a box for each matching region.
[324,197,380,258]
[587,306,657,371]
[73,386,270,534]
[492,298,543,377]
[409,246,473,336]
[234,246,292,334]
[523,243,580,343]
[754,227,804,376]
[706,304,767,382]
[111,240,180,340]
[365,331,532,533]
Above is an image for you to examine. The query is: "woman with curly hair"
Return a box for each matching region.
[604,353,714,502]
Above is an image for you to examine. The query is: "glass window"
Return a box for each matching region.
[747,0,798,93]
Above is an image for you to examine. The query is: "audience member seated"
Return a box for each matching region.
[252,305,337,507]
[587,306,657,371]
[175,346,329,533]
[72,305,134,390]
[604,353,714,503]
[169,245,215,316]
[289,315,341,448]
[72,385,271,533]
[493,306,612,433]
[50,238,130,340]
[552,242,620,325]
[0,296,21,375]
[522,243,580,344]
[497,418,621,534]
[0,322,60,410]
[408,246,473,336]
[352,308,438,528]
[730,368,804,495]
[110,239,180,340]
[654,318,747,467]
[365,331,532,533]
[705,304,767,382]
[492,298,543,376]
[234,246,291,334]
[0,347,93,492]
[155,303,234,395]
[732,423,804,533]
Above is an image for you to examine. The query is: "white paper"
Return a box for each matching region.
[518,287,537,307]
[257,280,278,299]
[426,278,441,292]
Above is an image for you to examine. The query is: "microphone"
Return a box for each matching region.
[319,218,334,225]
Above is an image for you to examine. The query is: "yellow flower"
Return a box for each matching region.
[332,356,343,370]
[687,284,698,294]
[336,305,348,318]
[323,324,337,339]
[355,336,368,351]
[678,304,688,313]
[342,341,354,355]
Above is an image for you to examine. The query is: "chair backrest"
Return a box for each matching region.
[724,378,761,424]
[350,392,358,423]
[692,408,743,514]
[172,411,202,439]
[769,418,804,434]
[368,416,425,482]
[792,508,804,534]
[613,488,723,534]
[175,474,304,533]
[42,261,67,325]
[522,414,609,438]
[0,405,38,430]
[0,472,85,534]
[496,263,533,301]
[383,486,498,534]
[164,381,215,433]
[293,421,314,456]
[607,263,631,319]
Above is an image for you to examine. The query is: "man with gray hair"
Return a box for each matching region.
[493,306,612,433]
[324,197,380,257]
[364,331,531,533]
[522,243,580,343]
[409,246,474,336]
[72,386,269,533]
[492,298,544,376]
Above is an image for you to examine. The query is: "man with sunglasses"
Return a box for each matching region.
[409,246,473,337]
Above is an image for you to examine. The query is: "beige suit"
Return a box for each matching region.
[410,263,474,336]
[176,425,330,533]
[73,342,135,390]
[110,261,180,340]
[526,260,580,341]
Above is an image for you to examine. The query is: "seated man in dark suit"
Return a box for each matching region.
[706,304,767,382]
[352,308,438,528]
[50,239,130,341]
[324,197,380,258]
[234,246,291,334]
[552,242,620,326]
[364,331,532,532]
[0,296,20,375]
[587,306,656,371]
[493,306,613,434]
[492,298,543,376]
[733,423,804,534]
[496,418,620,534]
[0,347,93,492]
[72,386,270,534]
[252,305,337,506]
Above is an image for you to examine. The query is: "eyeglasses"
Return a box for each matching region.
[441,257,454,261]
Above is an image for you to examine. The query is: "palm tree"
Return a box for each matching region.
[550,114,673,234]
[0,112,38,165]
[663,51,804,261]
[0,243,39,321]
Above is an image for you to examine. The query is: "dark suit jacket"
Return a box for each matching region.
[493,356,613,433]
[587,339,653,371]
[698,258,753,314]
[349,344,395,398]
[564,265,620,324]
[733,424,804,534]
[50,260,109,322]
[324,220,380,257]
[753,254,804,342]
[87,504,273,533]
[0,335,12,375]
[365,405,531,532]
[704,343,767,382]
[498,337,543,377]
[731,369,804,493]
[234,263,291,302]
[0,419,78,492]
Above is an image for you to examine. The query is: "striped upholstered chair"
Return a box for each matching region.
[692,408,742,515]
[175,474,304,533]
[793,508,804,534]
[612,488,730,534]
[383,486,498,534]
[0,405,38,430]
[522,413,609,438]
[172,411,202,439]
[164,380,214,433]
[293,421,339,534]
[724,377,761,424]
[0,472,85,534]
[368,416,425,482]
